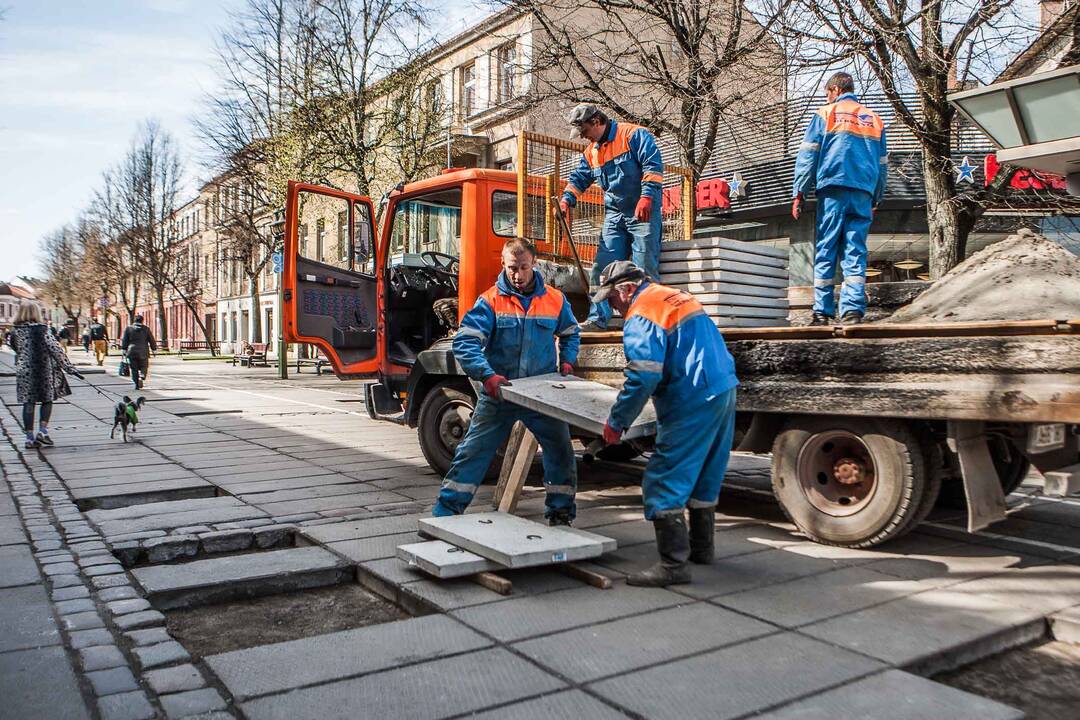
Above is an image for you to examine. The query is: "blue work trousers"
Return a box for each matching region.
[813,186,871,317]
[432,393,577,519]
[643,388,737,520]
[587,210,662,328]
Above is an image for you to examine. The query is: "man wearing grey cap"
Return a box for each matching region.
[596,260,738,587]
[559,104,664,331]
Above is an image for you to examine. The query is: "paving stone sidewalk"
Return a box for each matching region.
[3,351,1079,718]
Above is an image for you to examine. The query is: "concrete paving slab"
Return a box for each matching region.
[86,496,246,523]
[515,602,775,682]
[754,669,1023,720]
[863,542,1047,589]
[0,543,41,587]
[326,532,423,563]
[501,373,656,439]
[71,478,217,509]
[207,614,493,700]
[589,631,881,720]
[0,517,27,545]
[801,588,1046,674]
[451,583,688,642]
[0,585,62,652]
[95,505,268,537]
[419,512,614,568]
[947,562,1080,615]
[303,514,421,544]
[0,492,18,516]
[467,690,631,720]
[714,566,927,628]
[0,646,91,720]
[669,547,850,600]
[240,647,565,720]
[397,540,503,578]
[131,546,350,609]
[236,481,390,504]
[254,491,409,515]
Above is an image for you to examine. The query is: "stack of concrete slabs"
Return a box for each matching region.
[409,512,617,574]
[499,373,656,440]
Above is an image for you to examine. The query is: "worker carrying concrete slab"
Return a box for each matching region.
[559,104,664,332]
[792,71,888,326]
[596,260,739,587]
[432,239,582,526]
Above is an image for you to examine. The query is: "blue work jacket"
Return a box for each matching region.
[562,121,664,215]
[609,282,738,431]
[792,93,888,204]
[453,270,580,382]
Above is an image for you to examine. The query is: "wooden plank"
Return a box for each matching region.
[660,246,788,270]
[558,562,613,589]
[472,571,513,595]
[844,319,1071,339]
[495,422,538,514]
[660,258,790,280]
[661,270,789,289]
[674,235,789,259]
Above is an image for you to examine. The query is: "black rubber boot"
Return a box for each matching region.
[841,311,864,325]
[809,312,834,326]
[688,506,715,564]
[548,511,572,527]
[626,514,691,587]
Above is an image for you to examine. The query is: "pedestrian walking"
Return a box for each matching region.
[792,71,888,326]
[597,261,739,587]
[88,317,109,365]
[9,302,83,449]
[432,238,582,525]
[58,323,71,348]
[560,104,664,331]
[81,329,91,354]
[121,314,156,390]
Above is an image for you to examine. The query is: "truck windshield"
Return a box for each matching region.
[389,188,462,258]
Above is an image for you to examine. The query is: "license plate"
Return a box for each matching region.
[1028,423,1066,453]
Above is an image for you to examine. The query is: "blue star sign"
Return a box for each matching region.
[956,156,976,184]
[729,171,747,198]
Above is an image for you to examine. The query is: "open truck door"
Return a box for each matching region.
[283,181,380,376]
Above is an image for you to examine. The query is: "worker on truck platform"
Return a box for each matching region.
[792,71,888,326]
[432,239,582,526]
[597,260,739,587]
[559,104,664,332]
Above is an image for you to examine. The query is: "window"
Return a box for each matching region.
[337,210,348,263]
[315,218,325,262]
[299,223,308,257]
[497,43,517,103]
[491,191,517,237]
[459,61,476,118]
[389,188,463,257]
[425,78,444,114]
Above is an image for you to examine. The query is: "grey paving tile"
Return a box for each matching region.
[398,577,510,611]
[159,688,227,719]
[207,614,492,700]
[863,542,1047,589]
[132,640,190,669]
[255,491,410,516]
[96,690,155,720]
[0,645,91,719]
[0,519,27,546]
[0,544,41,587]
[68,628,113,649]
[946,562,1080,615]
[86,666,139,696]
[451,584,688,642]
[0,585,61,651]
[589,632,882,720]
[755,669,1023,719]
[95,506,268,537]
[302,514,421,544]
[467,690,631,720]
[144,663,205,695]
[801,588,1045,670]
[667,547,850,600]
[240,647,565,720]
[515,602,775,682]
[326,532,423,563]
[79,644,127,671]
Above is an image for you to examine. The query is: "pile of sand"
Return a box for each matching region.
[884,229,1080,323]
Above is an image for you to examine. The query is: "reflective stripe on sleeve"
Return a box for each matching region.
[687,498,717,509]
[654,508,686,518]
[440,480,478,495]
[843,275,866,287]
[814,278,836,287]
[544,484,575,496]
[799,142,820,153]
[627,359,664,373]
[457,326,488,341]
[556,325,579,337]
[564,183,582,199]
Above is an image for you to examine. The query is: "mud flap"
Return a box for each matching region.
[947,420,1008,532]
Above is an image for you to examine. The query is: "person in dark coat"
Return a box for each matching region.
[121,314,157,390]
[10,302,82,448]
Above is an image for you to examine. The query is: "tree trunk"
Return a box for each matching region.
[923,152,965,280]
[249,276,262,344]
[155,288,169,350]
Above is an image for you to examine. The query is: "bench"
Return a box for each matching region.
[178,340,221,355]
[295,354,330,375]
[232,342,269,368]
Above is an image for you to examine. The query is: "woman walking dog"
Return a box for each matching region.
[9,302,83,448]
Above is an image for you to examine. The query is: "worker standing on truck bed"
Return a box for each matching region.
[792,71,888,326]
[560,104,664,332]
[432,238,582,525]
[597,261,738,587]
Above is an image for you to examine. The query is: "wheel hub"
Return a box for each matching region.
[437,402,472,453]
[796,431,877,517]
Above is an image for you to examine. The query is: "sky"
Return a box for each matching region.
[0,0,481,282]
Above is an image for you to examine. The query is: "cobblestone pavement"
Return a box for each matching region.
[2,349,1079,719]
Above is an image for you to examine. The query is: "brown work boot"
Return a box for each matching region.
[626,514,691,587]
[688,506,715,564]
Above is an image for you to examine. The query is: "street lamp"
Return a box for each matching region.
[949,63,1080,194]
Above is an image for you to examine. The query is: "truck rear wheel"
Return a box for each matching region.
[418,383,475,476]
[771,416,927,548]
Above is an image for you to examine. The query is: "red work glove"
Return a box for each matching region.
[482,374,511,400]
[634,196,653,223]
[557,198,570,216]
[791,193,804,220]
[602,420,623,446]
[560,362,574,376]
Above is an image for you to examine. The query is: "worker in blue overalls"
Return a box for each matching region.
[597,260,739,587]
[432,238,582,525]
[792,72,888,326]
[560,104,664,332]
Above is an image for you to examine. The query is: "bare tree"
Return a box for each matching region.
[89,172,142,324]
[507,0,789,191]
[39,224,90,331]
[163,239,218,355]
[781,0,1048,277]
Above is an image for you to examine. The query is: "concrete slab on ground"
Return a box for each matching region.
[0,544,41,588]
[0,585,62,652]
[397,540,502,578]
[0,645,91,720]
[500,373,656,439]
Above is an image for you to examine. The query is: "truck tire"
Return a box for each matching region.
[935,435,1029,509]
[771,416,927,548]
[417,382,475,476]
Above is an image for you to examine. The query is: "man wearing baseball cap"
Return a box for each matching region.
[597,260,739,587]
[559,104,664,331]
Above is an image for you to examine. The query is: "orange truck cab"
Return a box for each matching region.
[283,169,541,474]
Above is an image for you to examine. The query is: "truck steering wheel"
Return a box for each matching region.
[420,251,459,291]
